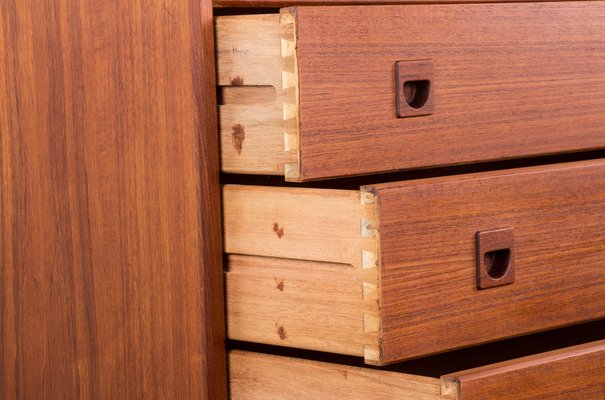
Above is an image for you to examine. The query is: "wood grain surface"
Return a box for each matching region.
[216,14,299,178]
[222,185,376,268]
[443,340,605,399]
[0,0,227,398]
[223,185,381,362]
[228,340,604,400]
[229,350,444,400]
[223,160,605,364]
[214,0,575,7]
[371,159,605,364]
[225,254,380,359]
[232,3,605,181]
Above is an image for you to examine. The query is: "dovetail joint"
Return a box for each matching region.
[280,10,300,181]
[363,313,380,333]
[284,132,299,152]
[281,38,296,58]
[284,164,299,179]
[360,188,380,364]
[441,378,460,399]
[364,346,380,363]
[361,218,376,238]
[280,10,295,27]
[361,191,375,205]
[282,103,297,121]
[282,70,296,89]
[362,281,377,301]
[361,250,377,269]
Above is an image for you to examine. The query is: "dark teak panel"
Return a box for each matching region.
[292,3,605,180]
[0,0,226,398]
[445,340,605,399]
[214,0,571,7]
[370,160,605,363]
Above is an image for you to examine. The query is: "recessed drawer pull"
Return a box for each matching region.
[395,60,435,118]
[475,228,515,289]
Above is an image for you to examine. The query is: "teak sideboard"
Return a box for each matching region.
[1,0,604,399]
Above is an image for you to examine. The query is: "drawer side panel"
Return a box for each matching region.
[216,13,300,178]
[229,350,443,400]
[222,185,374,267]
[225,255,379,357]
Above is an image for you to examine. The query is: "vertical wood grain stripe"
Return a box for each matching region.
[0,0,227,397]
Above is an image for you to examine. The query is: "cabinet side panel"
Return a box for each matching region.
[0,0,226,398]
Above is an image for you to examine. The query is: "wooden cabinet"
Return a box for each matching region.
[3,0,603,398]
[216,2,605,399]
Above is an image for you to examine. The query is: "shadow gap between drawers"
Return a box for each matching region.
[220,149,605,189]
[213,7,281,16]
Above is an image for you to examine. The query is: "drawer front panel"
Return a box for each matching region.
[443,340,605,399]
[217,3,605,181]
[373,160,605,363]
[295,3,605,180]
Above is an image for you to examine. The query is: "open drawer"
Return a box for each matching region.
[223,159,605,365]
[229,338,605,399]
[216,3,605,181]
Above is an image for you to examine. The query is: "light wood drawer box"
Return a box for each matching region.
[229,339,605,400]
[216,3,605,182]
[223,159,605,365]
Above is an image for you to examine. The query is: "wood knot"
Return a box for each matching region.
[230,76,244,86]
[277,325,288,340]
[232,124,245,155]
[276,280,284,291]
[273,222,284,238]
